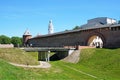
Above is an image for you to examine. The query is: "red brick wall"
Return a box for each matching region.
[28,26,120,48]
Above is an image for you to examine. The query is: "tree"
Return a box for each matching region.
[73,26,80,30]
[118,20,120,24]
[65,29,69,31]
[0,35,11,44]
[11,37,22,47]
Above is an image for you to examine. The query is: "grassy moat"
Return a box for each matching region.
[0,48,120,80]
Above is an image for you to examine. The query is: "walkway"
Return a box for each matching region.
[9,61,51,68]
[63,50,80,63]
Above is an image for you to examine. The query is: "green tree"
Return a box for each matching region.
[73,26,80,30]
[11,37,22,47]
[118,20,120,24]
[0,35,11,44]
[0,37,2,44]
[65,29,69,31]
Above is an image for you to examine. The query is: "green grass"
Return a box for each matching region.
[69,48,120,80]
[0,59,42,80]
[0,48,39,65]
[0,48,120,80]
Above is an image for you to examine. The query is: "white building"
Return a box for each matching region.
[81,17,117,29]
[88,17,117,25]
[48,20,54,34]
[90,36,103,48]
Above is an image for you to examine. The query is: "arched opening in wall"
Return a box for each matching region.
[87,35,103,48]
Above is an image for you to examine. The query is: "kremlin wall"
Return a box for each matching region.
[23,17,120,48]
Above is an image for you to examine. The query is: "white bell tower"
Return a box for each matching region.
[48,20,54,34]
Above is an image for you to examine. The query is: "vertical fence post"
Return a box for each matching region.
[48,50,50,62]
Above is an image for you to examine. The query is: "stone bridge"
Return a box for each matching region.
[24,47,75,62]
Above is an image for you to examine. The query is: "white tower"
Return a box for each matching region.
[48,20,54,34]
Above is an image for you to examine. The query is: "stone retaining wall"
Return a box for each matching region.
[0,44,14,48]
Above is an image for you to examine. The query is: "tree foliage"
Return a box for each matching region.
[73,26,80,30]
[0,35,22,47]
[118,20,120,24]
[11,37,22,47]
[0,35,11,44]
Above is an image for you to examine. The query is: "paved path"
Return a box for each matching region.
[9,61,51,68]
[63,50,80,63]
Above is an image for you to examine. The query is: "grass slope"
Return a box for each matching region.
[0,48,39,65]
[0,48,120,80]
[0,59,41,80]
[71,48,120,80]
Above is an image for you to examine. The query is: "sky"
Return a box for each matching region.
[0,0,120,37]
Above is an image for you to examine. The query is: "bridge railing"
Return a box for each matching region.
[24,47,76,52]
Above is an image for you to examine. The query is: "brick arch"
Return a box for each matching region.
[85,31,106,47]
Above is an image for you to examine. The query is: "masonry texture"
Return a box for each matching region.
[28,24,120,48]
[0,44,14,48]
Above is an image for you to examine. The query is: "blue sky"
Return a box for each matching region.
[0,0,120,37]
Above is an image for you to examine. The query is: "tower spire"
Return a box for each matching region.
[23,29,32,47]
[23,29,31,35]
[48,20,54,34]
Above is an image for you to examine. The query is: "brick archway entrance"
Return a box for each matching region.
[86,32,106,48]
[87,35,103,48]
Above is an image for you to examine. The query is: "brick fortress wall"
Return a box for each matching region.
[28,25,120,48]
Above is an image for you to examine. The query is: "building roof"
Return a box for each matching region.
[80,17,117,29]
[23,29,31,35]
